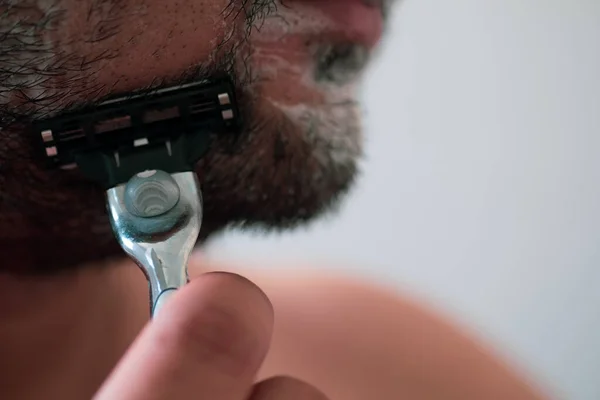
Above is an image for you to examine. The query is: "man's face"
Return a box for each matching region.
[0,0,395,272]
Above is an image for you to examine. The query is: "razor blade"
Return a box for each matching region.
[32,77,241,189]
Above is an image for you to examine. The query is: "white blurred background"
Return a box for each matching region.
[206,1,600,399]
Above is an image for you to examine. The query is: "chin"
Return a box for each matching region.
[2,95,362,275]
[195,18,369,232]
[196,74,363,234]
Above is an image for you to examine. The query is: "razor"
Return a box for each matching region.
[31,78,241,315]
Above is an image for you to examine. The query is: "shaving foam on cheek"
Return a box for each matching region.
[244,1,364,169]
[244,3,330,81]
[272,68,362,169]
[250,1,362,102]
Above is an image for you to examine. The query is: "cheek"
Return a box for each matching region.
[46,0,243,100]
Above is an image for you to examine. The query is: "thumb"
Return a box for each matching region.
[94,272,274,400]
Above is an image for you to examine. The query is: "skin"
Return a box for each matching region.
[0,0,551,399]
[95,272,328,400]
[0,257,549,399]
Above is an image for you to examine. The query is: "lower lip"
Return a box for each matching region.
[313,1,384,48]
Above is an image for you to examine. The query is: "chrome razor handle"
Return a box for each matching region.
[106,170,202,316]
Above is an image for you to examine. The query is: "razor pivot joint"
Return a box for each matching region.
[107,170,202,315]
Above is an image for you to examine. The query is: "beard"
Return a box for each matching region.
[0,0,394,274]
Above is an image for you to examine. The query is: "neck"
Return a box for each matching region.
[0,259,149,399]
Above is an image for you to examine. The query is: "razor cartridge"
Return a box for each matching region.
[32,78,241,315]
[32,77,240,189]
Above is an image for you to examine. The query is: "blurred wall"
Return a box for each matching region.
[206,1,600,398]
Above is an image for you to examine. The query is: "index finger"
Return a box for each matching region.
[94,272,274,400]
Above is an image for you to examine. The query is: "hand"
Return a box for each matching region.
[93,272,327,400]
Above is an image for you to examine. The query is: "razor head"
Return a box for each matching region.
[32,77,241,189]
